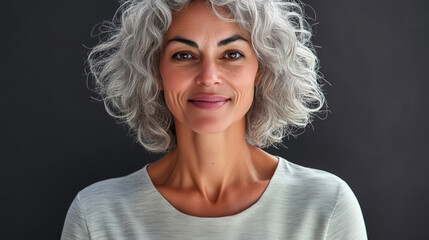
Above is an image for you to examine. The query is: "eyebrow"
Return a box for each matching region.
[218,35,249,47]
[166,34,249,48]
[167,37,198,48]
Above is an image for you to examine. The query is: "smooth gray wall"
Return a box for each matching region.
[1,0,428,239]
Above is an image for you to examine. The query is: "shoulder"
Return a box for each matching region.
[272,157,367,239]
[75,166,153,212]
[275,157,348,200]
[271,157,359,219]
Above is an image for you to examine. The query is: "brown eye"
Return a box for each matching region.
[172,52,194,60]
[222,51,244,60]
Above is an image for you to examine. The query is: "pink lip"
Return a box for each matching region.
[188,95,231,109]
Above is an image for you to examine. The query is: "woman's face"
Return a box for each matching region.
[159,2,259,134]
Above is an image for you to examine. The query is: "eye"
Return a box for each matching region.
[172,51,195,61]
[222,50,244,60]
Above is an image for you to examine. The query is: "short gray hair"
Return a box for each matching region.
[88,0,325,152]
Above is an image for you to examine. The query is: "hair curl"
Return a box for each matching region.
[88,0,325,153]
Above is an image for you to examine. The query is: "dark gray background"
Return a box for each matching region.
[1,0,428,239]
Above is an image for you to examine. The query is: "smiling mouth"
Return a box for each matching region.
[188,96,231,109]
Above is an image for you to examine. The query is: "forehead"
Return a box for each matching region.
[164,2,248,41]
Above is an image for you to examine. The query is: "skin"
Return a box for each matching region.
[147,1,278,217]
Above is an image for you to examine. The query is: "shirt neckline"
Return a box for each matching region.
[142,156,284,220]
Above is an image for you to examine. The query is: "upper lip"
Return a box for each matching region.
[188,95,230,102]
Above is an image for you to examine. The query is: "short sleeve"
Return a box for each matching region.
[61,194,91,240]
[325,181,367,240]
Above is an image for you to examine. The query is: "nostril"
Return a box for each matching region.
[196,78,219,87]
[195,63,221,87]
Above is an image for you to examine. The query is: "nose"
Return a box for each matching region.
[195,58,221,87]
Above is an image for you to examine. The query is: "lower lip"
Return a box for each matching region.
[189,100,229,109]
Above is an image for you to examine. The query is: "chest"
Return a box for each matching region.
[154,180,270,217]
[84,190,333,240]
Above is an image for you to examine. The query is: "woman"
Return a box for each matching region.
[62,0,367,239]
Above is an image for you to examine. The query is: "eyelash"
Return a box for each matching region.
[171,50,245,61]
[172,52,195,61]
[222,50,245,60]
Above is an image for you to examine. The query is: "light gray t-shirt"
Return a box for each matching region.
[61,157,367,239]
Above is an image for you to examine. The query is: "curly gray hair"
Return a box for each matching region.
[88,0,325,153]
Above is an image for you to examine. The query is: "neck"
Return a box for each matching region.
[164,118,259,202]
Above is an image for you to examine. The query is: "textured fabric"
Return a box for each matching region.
[61,157,367,239]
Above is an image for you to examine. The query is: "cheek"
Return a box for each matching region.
[161,76,191,108]
[159,64,193,119]
[160,61,194,92]
[163,90,179,115]
[161,80,184,114]
[229,67,257,112]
